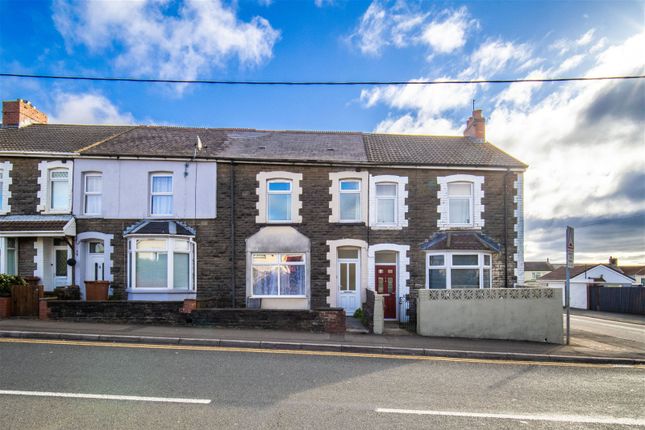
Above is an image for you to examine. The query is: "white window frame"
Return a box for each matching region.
[425,252,492,289]
[48,168,71,212]
[127,237,196,291]
[437,174,485,230]
[374,182,398,226]
[83,172,102,216]
[150,173,174,217]
[329,171,368,224]
[37,160,73,214]
[250,252,307,298]
[256,171,303,224]
[266,179,293,223]
[0,161,11,214]
[447,181,474,226]
[0,237,18,275]
[369,175,408,230]
[339,179,362,222]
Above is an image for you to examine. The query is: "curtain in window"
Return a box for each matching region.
[136,252,168,288]
[449,198,470,224]
[173,253,190,289]
[85,195,101,214]
[252,266,279,295]
[280,265,305,295]
[51,180,69,210]
[340,193,360,220]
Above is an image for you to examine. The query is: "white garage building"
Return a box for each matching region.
[538,264,635,309]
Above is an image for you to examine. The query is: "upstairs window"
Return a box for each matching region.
[339,180,361,222]
[375,183,397,225]
[83,173,102,216]
[448,182,473,225]
[150,174,173,216]
[267,180,292,222]
[49,168,70,211]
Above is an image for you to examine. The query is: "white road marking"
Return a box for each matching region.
[375,408,645,426]
[0,390,211,404]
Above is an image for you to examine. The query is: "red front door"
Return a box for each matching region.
[376,265,397,319]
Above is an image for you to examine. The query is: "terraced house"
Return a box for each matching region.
[0,99,526,321]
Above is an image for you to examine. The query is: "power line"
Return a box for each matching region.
[0,72,643,86]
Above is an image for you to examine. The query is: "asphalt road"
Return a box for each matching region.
[570,314,645,345]
[0,339,643,429]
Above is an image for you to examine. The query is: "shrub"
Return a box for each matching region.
[353,308,364,319]
[0,274,26,297]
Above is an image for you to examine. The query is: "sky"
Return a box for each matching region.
[0,0,643,265]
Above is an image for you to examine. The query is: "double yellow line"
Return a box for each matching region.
[1,337,643,369]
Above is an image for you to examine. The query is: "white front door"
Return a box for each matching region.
[85,241,105,282]
[337,258,360,315]
[52,241,69,287]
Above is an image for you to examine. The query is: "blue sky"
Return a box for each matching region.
[1,0,644,264]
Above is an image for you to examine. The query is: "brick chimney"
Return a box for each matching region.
[609,256,618,266]
[2,99,48,128]
[463,109,485,142]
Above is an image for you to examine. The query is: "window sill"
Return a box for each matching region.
[370,224,403,230]
[335,221,366,226]
[250,295,307,299]
[127,289,195,294]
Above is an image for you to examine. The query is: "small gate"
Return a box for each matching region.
[11,284,43,317]
[398,293,416,332]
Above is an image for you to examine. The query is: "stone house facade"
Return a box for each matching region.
[0,99,526,321]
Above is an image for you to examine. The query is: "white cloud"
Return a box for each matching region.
[576,29,595,46]
[462,39,532,78]
[53,0,280,93]
[419,7,469,53]
[361,28,645,262]
[314,0,334,7]
[348,2,473,57]
[49,92,135,125]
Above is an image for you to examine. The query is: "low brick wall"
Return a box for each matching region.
[190,308,346,333]
[40,299,346,333]
[42,300,189,325]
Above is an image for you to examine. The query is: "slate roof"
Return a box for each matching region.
[0,214,73,233]
[538,264,633,282]
[0,124,526,168]
[364,134,526,168]
[0,124,133,153]
[619,266,645,276]
[524,261,554,272]
[420,231,501,253]
[123,220,196,236]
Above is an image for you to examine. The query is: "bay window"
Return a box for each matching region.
[339,180,361,222]
[49,168,70,211]
[426,252,492,289]
[252,253,306,297]
[375,183,397,225]
[83,173,102,215]
[448,182,473,225]
[128,237,195,290]
[150,174,173,216]
[267,180,292,222]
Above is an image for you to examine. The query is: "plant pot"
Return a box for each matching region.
[85,281,110,301]
[0,296,12,318]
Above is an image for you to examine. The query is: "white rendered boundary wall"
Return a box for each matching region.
[417,288,564,344]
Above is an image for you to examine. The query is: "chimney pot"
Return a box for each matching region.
[2,99,48,128]
[463,109,486,142]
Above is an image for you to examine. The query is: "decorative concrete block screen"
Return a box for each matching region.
[417,288,563,344]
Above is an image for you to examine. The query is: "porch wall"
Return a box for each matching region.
[417,288,564,344]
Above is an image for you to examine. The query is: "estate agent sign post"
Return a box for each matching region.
[565,226,574,345]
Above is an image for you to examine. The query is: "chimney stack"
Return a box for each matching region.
[2,99,48,128]
[609,256,618,266]
[463,109,485,142]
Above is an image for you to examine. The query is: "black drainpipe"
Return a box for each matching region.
[503,169,512,288]
[230,161,236,307]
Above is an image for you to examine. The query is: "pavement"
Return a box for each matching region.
[0,311,643,365]
[0,339,644,429]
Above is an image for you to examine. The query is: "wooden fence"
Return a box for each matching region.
[588,286,645,315]
[11,284,43,317]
